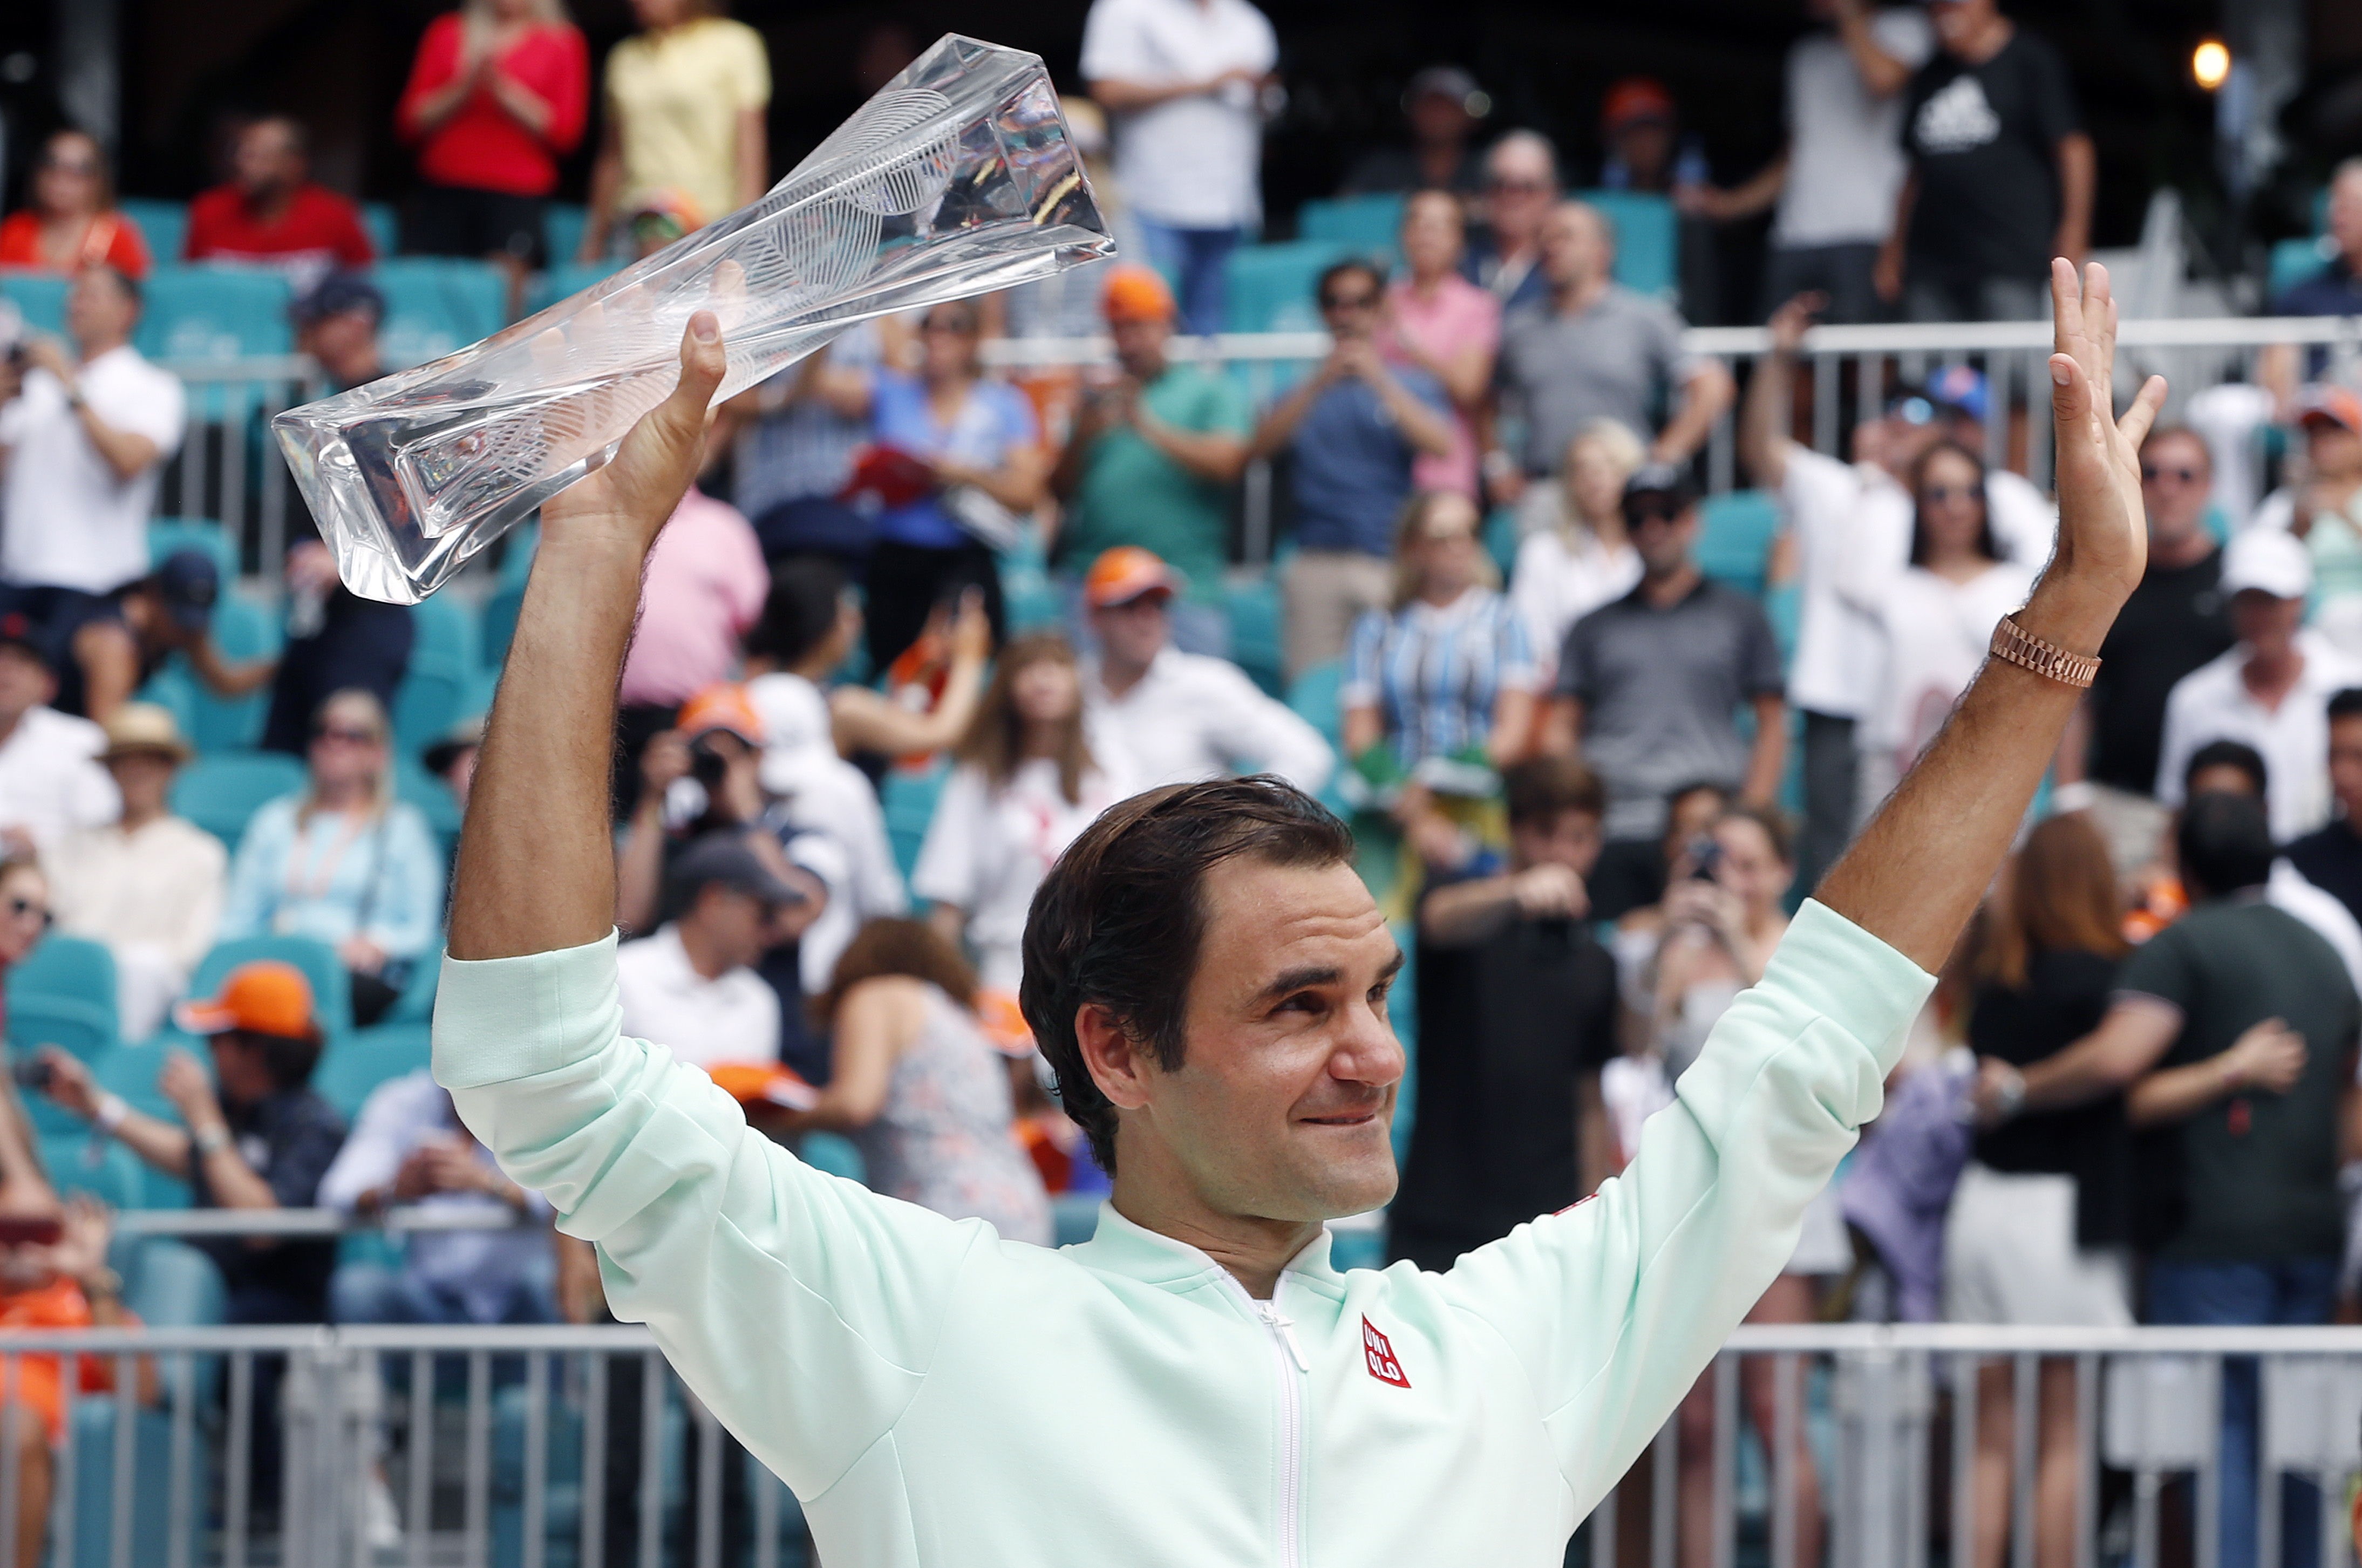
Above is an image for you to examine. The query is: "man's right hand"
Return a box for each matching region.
[2222,1017,2306,1095]
[1767,292,1823,357]
[639,729,691,802]
[542,312,729,561]
[1510,864,1589,920]
[36,1047,99,1120]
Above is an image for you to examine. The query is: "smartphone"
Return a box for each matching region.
[1687,836,1724,883]
[8,1057,49,1093]
[0,1216,62,1248]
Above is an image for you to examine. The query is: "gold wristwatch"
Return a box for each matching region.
[1989,615,2100,690]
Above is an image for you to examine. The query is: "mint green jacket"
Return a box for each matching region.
[433,898,1931,1567]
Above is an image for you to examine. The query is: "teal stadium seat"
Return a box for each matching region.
[882,762,949,882]
[1577,189,1679,302]
[1223,240,1357,334]
[394,753,464,860]
[311,1022,432,1119]
[9,933,118,1030]
[189,933,354,1040]
[2271,236,2340,303]
[394,594,487,755]
[498,521,540,589]
[361,201,399,261]
[147,516,240,581]
[13,993,119,1135]
[1696,489,1781,599]
[389,943,441,1022]
[528,258,625,315]
[114,197,188,265]
[1286,659,1345,752]
[543,203,591,269]
[375,257,510,369]
[480,582,526,669]
[0,269,67,336]
[39,1137,142,1209]
[171,749,305,847]
[138,265,294,420]
[1224,575,1284,696]
[1298,194,1405,251]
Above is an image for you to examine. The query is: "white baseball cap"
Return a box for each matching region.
[750,674,836,799]
[2221,527,2312,601]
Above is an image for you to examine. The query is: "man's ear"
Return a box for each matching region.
[1073,1002,1153,1113]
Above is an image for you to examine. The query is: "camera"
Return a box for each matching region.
[9,1056,51,1093]
[1686,836,1724,883]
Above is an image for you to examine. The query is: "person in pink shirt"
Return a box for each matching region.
[1384,190,1501,499]
[614,488,769,812]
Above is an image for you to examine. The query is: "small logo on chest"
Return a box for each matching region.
[1362,1315,1411,1388]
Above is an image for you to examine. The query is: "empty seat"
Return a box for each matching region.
[171,749,306,847]
[1222,240,1358,334]
[137,264,294,362]
[374,257,510,369]
[542,204,591,271]
[480,582,526,669]
[39,1136,142,1209]
[114,197,188,265]
[361,201,399,260]
[1696,489,1781,599]
[394,754,464,857]
[9,933,119,1026]
[1575,189,1679,302]
[147,516,240,581]
[881,762,949,881]
[311,1021,432,1119]
[394,594,491,754]
[0,269,68,336]
[1298,194,1405,250]
[1224,576,1284,697]
[527,259,624,315]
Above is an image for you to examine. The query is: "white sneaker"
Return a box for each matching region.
[362,1474,404,1556]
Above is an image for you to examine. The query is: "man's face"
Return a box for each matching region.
[1629,499,1699,577]
[1930,0,1997,53]
[1318,269,1382,341]
[2230,589,2304,653]
[1609,119,1673,188]
[1539,206,1609,290]
[2139,433,2214,543]
[2330,715,2362,825]
[692,884,773,972]
[233,122,302,196]
[301,309,381,382]
[1091,593,1170,671]
[1119,857,1406,1222]
[1482,146,1555,243]
[0,647,55,726]
[1510,809,1604,879]
[0,868,48,969]
[65,269,136,349]
[106,751,176,817]
[2309,422,2362,481]
[1107,314,1169,380]
[208,1033,272,1107]
[1407,91,1474,148]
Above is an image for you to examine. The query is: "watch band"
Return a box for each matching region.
[1989,615,2100,691]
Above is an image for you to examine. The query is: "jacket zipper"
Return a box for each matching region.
[1227,1278,1308,1568]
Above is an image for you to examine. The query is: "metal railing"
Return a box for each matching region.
[0,1312,2354,1566]
[154,315,2362,594]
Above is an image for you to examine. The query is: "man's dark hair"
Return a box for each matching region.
[2183,738,2269,800]
[1020,777,1357,1175]
[1316,257,1385,306]
[2328,687,2362,726]
[85,263,140,311]
[232,1027,323,1093]
[2178,790,2276,902]
[745,559,847,668]
[1503,756,1604,829]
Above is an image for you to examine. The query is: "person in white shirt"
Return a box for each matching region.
[1510,418,1644,681]
[2157,528,2362,842]
[47,703,224,1040]
[1741,295,2053,883]
[614,835,794,1071]
[0,265,186,605]
[1678,0,1933,324]
[1081,546,1332,795]
[0,618,117,857]
[1844,440,2039,814]
[1079,0,1277,336]
[913,631,1133,992]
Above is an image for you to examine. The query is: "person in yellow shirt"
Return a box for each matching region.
[579,0,768,261]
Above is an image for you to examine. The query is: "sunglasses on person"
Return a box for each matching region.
[314,724,382,746]
[921,314,979,336]
[2141,463,2204,484]
[41,155,99,176]
[1486,177,1551,195]
[1320,287,1380,313]
[1626,501,1687,528]
[4,897,50,926]
[1919,482,1985,505]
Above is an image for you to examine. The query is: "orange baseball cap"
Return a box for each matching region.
[1602,77,1674,132]
[1084,546,1180,609]
[975,990,1037,1057]
[174,961,317,1039]
[1101,264,1176,325]
[675,683,764,746]
[2298,385,2362,436]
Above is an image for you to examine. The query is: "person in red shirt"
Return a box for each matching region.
[0,129,153,278]
[183,117,375,281]
[395,0,589,269]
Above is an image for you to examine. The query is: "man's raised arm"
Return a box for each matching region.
[446,315,726,963]
[1815,258,2164,969]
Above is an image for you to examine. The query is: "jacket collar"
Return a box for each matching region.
[1064,1202,1343,1296]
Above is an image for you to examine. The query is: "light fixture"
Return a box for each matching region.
[2192,39,2231,92]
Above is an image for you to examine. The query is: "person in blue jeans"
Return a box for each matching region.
[1980,790,2359,1568]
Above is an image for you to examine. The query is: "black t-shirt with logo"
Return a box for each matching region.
[1901,30,2081,285]
[1394,909,1619,1259]
[2087,548,2235,795]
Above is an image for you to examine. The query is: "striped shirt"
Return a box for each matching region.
[1343,588,1537,770]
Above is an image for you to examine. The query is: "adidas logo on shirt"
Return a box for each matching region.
[1915,74,2002,154]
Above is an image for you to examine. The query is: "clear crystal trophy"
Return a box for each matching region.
[274,34,1112,604]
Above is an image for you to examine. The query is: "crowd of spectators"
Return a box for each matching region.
[8,0,2362,1558]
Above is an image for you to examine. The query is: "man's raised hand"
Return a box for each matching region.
[541,311,730,561]
[2045,259,2166,621]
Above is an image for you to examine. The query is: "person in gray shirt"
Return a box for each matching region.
[1543,465,1787,916]
[1483,202,1733,506]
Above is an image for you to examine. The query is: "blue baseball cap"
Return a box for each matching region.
[148,549,219,633]
[1926,365,1991,425]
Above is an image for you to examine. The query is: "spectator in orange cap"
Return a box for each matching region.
[1598,78,1681,194]
[37,956,345,1516]
[1050,263,1251,658]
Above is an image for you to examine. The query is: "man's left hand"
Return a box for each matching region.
[158,1048,219,1122]
[22,338,72,385]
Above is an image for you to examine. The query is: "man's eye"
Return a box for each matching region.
[1277,992,1321,1014]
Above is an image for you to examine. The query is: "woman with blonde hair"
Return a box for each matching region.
[396,0,590,269]
[220,691,445,1023]
[1509,418,1644,677]
[0,131,152,277]
[911,632,1131,991]
[577,0,770,262]
[772,918,1051,1244]
[1950,811,2135,1568]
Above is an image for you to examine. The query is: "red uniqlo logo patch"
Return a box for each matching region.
[1362,1316,1410,1388]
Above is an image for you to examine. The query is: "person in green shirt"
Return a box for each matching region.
[1051,264,1250,657]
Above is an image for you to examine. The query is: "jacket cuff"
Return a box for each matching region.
[1759,899,1935,1073]
[431,931,624,1090]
